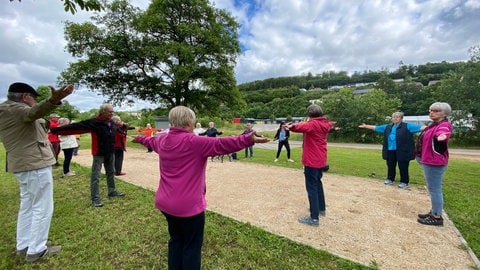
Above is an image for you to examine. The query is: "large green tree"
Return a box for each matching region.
[60,0,244,115]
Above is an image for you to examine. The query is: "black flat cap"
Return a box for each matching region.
[8,82,40,97]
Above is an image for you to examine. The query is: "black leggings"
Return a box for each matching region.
[276,140,291,159]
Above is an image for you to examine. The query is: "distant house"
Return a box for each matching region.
[403,115,431,126]
[428,80,441,86]
[353,89,373,96]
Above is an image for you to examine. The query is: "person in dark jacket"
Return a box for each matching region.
[51,103,125,207]
[273,121,294,162]
[199,122,223,161]
[359,112,423,189]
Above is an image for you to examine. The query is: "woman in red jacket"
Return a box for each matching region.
[287,104,333,227]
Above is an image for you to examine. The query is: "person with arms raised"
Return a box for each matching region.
[0,82,73,262]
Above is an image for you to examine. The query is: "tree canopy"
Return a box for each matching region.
[59,0,244,116]
[10,0,103,14]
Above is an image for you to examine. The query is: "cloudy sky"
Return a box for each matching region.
[1,0,479,111]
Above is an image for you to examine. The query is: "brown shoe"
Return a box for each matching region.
[25,245,61,262]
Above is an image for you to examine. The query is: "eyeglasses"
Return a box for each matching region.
[429,109,441,113]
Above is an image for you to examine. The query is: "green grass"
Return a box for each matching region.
[1,137,478,269]
[0,144,374,269]
[240,146,480,262]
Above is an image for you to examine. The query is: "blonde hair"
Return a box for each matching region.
[168,106,196,128]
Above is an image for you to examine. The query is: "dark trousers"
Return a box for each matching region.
[386,150,410,183]
[51,141,61,162]
[114,148,124,174]
[162,211,205,270]
[304,166,325,220]
[62,148,74,174]
[275,140,291,159]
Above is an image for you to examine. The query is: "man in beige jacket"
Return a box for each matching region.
[0,82,73,262]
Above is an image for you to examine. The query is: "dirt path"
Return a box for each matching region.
[71,147,478,269]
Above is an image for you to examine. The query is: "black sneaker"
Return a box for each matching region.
[417,215,443,226]
[108,191,125,198]
[418,211,432,219]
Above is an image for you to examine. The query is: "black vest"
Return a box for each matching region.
[382,122,415,161]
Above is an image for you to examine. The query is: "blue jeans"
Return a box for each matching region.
[304,166,325,220]
[421,163,447,215]
[163,211,205,270]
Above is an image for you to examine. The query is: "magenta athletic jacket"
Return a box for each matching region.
[135,127,254,217]
[288,117,332,169]
[419,121,453,166]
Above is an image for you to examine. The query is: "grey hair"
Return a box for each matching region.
[111,116,121,123]
[430,102,452,116]
[168,106,196,128]
[7,92,23,102]
[99,103,112,113]
[306,104,323,117]
[392,112,404,119]
[58,117,70,125]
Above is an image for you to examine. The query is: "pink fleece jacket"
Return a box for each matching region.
[135,127,254,217]
[288,117,332,169]
[420,121,453,166]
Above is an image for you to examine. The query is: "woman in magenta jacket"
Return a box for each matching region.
[416,102,453,226]
[133,106,269,270]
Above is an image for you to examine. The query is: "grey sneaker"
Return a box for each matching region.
[384,179,394,185]
[17,241,52,256]
[298,216,319,226]
[25,245,61,262]
[398,182,408,189]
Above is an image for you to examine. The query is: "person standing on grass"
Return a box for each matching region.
[416,102,453,226]
[0,82,73,262]
[241,123,255,158]
[58,117,78,177]
[273,121,294,162]
[193,122,205,135]
[50,103,125,208]
[133,106,269,270]
[286,104,332,227]
[48,113,61,166]
[112,115,135,176]
[359,112,422,189]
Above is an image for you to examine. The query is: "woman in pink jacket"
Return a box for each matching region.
[133,106,269,270]
[416,102,453,226]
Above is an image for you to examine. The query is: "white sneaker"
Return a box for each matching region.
[288,159,294,162]
[274,159,278,162]
[64,171,76,176]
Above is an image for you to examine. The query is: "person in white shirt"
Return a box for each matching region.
[193,122,205,135]
[58,117,78,176]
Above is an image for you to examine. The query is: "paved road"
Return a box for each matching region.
[255,141,479,157]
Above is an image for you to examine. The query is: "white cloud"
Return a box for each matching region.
[1,0,479,111]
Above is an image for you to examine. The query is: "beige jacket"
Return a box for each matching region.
[0,99,59,173]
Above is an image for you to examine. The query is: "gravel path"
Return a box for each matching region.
[71,146,478,269]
